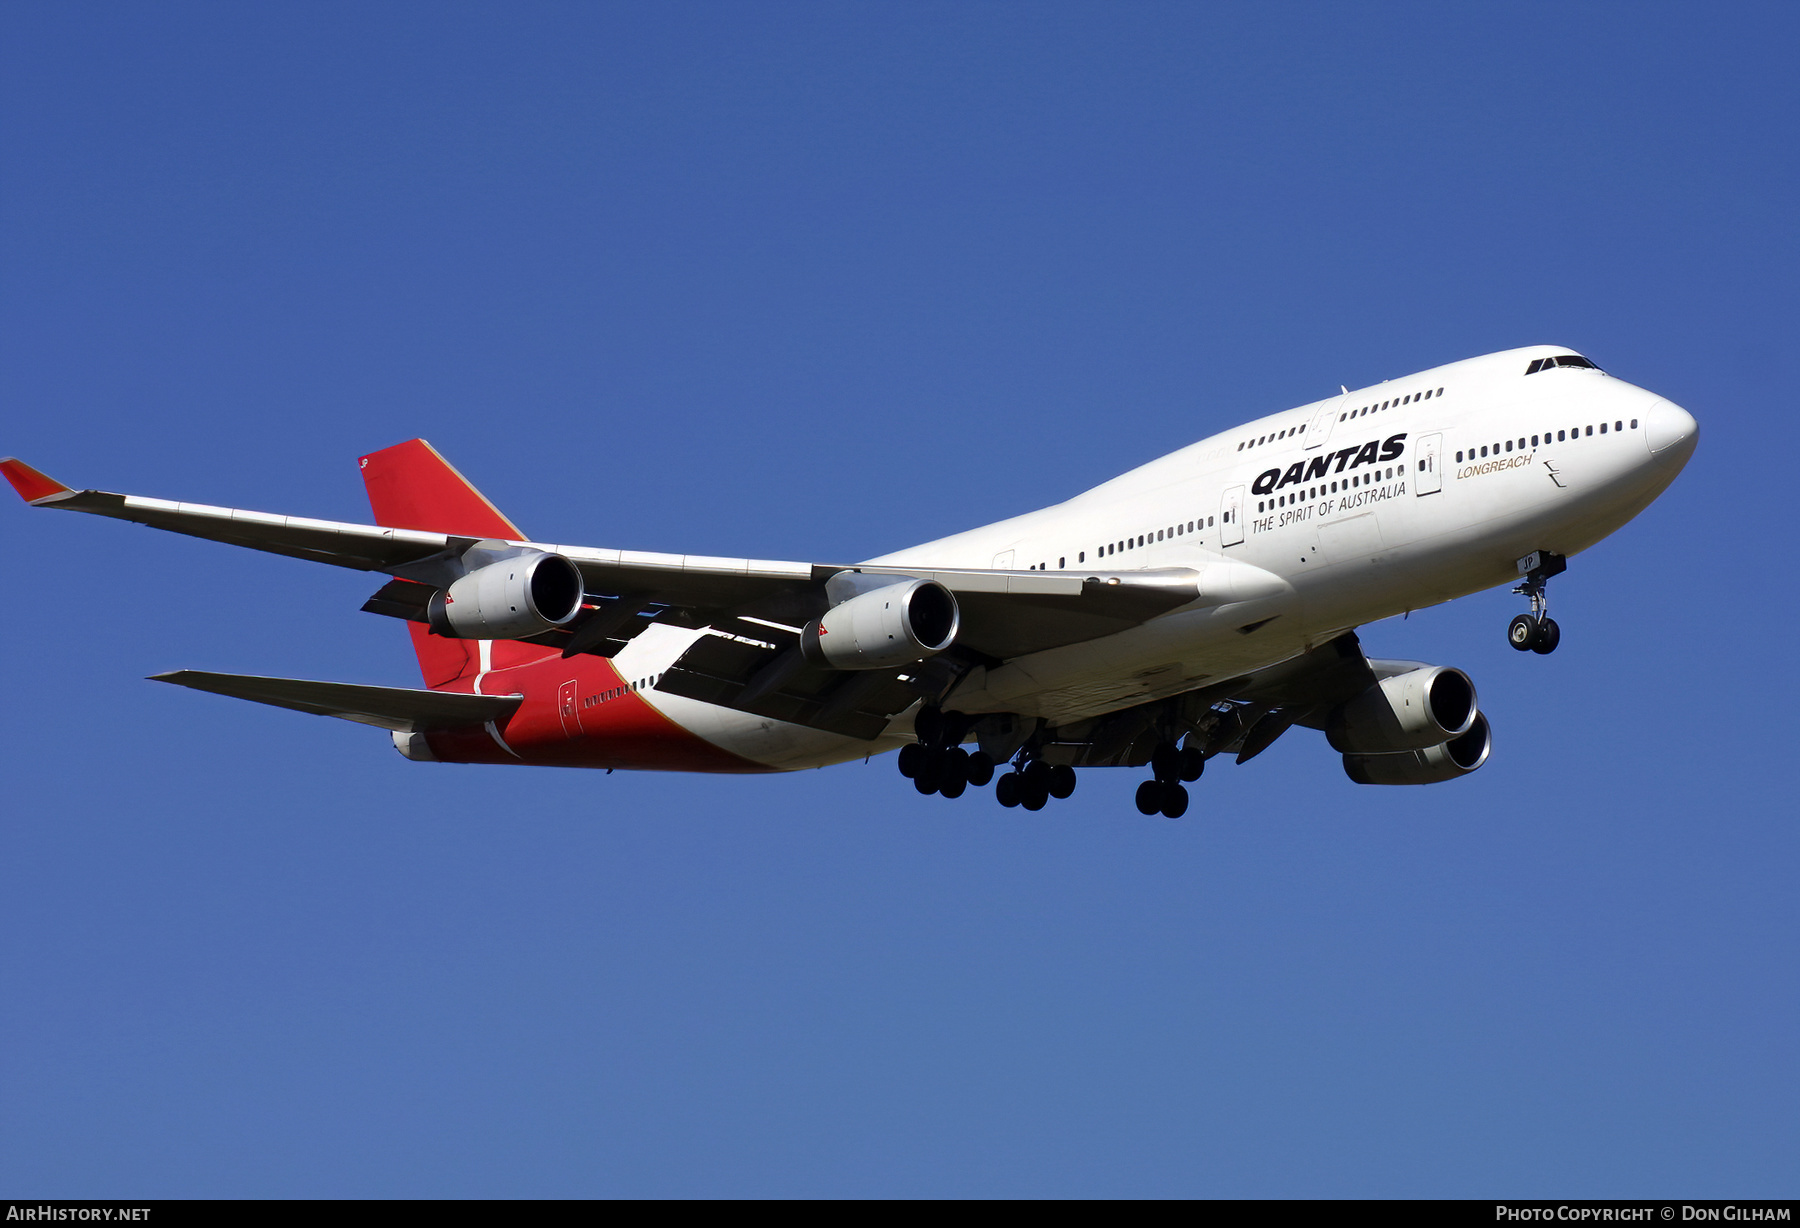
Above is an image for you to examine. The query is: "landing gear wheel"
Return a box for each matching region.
[966,751,995,788]
[914,772,938,796]
[1508,614,1538,651]
[897,743,921,778]
[1150,743,1181,783]
[1022,760,1050,793]
[1021,783,1049,811]
[996,773,1022,808]
[1047,764,1077,799]
[1531,617,1561,655]
[939,776,967,799]
[1135,780,1162,816]
[1159,783,1189,819]
[940,747,969,790]
[1178,746,1205,782]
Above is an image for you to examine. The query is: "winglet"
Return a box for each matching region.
[0,458,74,504]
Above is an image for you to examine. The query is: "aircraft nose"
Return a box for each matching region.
[1643,397,1698,469]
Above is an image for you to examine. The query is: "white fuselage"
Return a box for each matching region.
[615,346,1698,769]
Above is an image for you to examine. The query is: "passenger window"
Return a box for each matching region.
[1531,435,1538,446]
[1456,451,1462,462]
[1480,446,1487,457]
[1078,552,1085,563]
[1615,420,1622,431]
[1600,423,1608,434]
[1437,387,1443,395]
[1558,430,1565,441]
[1586,425,1593,436]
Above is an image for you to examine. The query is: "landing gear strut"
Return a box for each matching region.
[1509,550,1565,655]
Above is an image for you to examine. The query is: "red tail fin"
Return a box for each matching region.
[360,438,524,539]
[359,439,534,688]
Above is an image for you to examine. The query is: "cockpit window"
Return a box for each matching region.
[1526,354,1602,375]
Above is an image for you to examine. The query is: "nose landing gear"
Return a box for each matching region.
[1509,550,1566,655]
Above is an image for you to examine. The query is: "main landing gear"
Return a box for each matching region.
[897,708,1080,810]
[994,757,1077,811]
[897,741,993,799]
[1508,550,1566,655]
[1135,740,1205,818]
[897,741,1077,809]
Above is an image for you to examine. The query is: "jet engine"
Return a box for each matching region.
[1326,665,1478,754]
[800,578,959,670]
[426,550,585,640]
[1342,712,1491,785]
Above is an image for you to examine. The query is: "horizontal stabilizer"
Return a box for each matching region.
[1,457,73,504]
[150,670,521,732]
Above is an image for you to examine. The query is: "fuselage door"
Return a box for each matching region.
[1414,432,1443,496]
[992,549,1015,569]
[1303,395,1346,450]
[1220,485,1245,546]
[558,679,582,736]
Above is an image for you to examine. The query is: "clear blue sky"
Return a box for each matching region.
[3,1,1795,1198]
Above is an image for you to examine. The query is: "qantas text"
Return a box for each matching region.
[1251,434,1407,496]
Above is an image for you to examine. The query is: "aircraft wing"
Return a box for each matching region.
[150,670,522,732]
[3,458,1203,671]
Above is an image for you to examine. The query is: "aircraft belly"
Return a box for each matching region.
[655,691,894,771]
[947,591,1305,722]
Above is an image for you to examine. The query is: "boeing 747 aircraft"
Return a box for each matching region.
[3,345,1697,815]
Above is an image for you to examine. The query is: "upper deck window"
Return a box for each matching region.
[1526,354,1602,375]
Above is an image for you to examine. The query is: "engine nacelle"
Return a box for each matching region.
[1342,712,1491,785]
[427,551,584,640]
[800,578,959,670]
[1327,665,1478,754]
